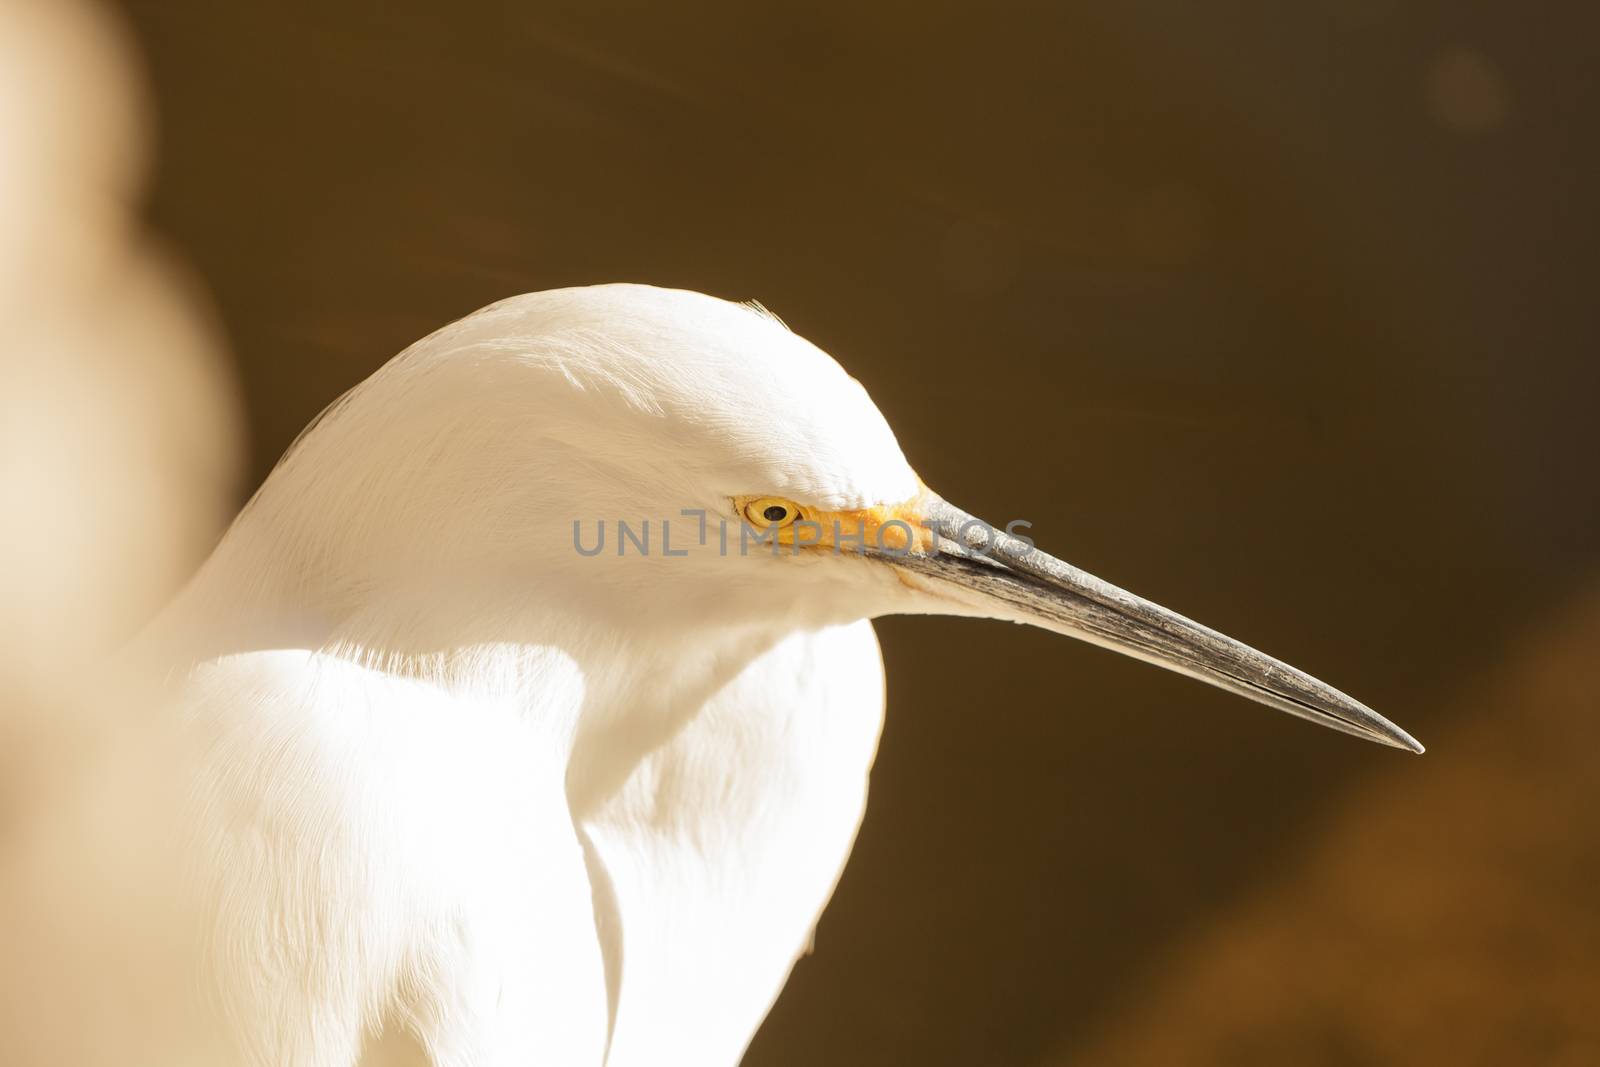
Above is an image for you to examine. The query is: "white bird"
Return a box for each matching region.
[141,284,1420,1067]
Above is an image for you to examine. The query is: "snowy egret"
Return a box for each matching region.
[151,284,1420,1066]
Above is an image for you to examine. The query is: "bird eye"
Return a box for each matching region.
[740,497,803,528]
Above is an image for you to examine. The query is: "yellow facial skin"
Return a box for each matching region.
[732,486,939,557]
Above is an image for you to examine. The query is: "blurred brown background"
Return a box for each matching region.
[113,1,1598,1063]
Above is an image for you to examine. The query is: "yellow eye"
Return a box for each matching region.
[739,496,803,528]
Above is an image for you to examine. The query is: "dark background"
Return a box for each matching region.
[116,2,1599,1063]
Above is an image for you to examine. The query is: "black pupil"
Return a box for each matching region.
[762,504,789,523]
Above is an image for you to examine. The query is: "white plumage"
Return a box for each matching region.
[133,283,1417,1066]
[153,286,917,1065]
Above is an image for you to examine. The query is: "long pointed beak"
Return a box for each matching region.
[889,498,1423,753]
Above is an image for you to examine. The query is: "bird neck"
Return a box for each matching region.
[154,526,806,807]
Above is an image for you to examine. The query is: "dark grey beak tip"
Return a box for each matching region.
[1382,723,1426,755]
[1333,695,1424,754]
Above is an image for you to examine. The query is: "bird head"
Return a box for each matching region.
[243,283,1419,752]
